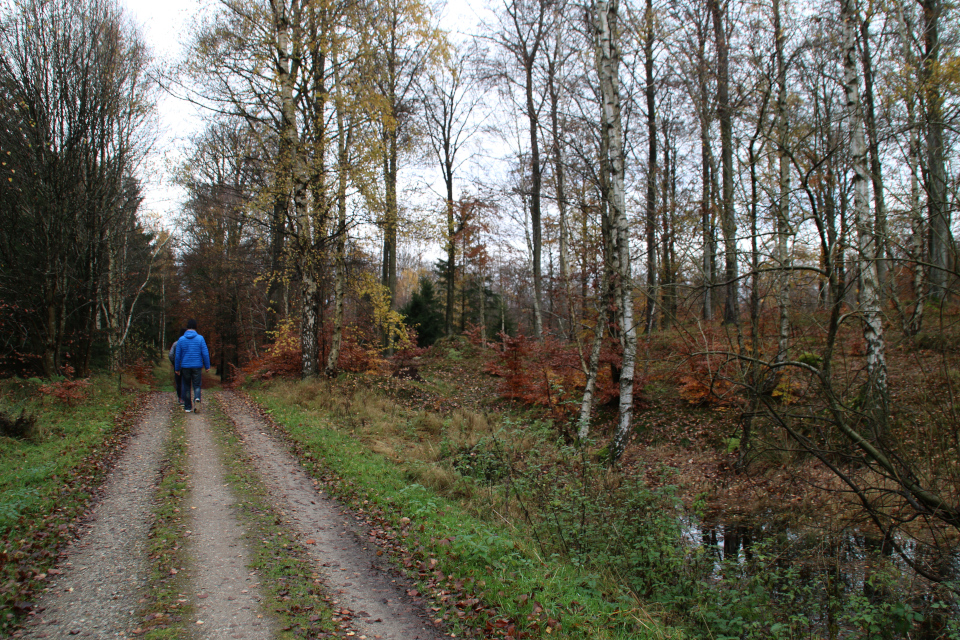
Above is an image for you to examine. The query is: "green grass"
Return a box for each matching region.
[139,409,193,639]
[206,394,342,638]
[249,382,686,640]
[0,376,139,634]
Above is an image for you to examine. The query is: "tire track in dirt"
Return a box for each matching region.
[183,394,273,639]
[19,395,171,639]
[217,391,450,640]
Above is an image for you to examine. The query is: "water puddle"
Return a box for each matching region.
[683,516,959,638]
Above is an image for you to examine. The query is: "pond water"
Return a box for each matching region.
[684,517,960,639]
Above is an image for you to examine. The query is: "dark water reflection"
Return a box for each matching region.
[686,518,960,639]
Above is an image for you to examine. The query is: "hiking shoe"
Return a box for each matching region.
[185,409,192,413]
[194,398,200,412]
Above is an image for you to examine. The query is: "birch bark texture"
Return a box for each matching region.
[841,0,889,430]
[593,0,637,462]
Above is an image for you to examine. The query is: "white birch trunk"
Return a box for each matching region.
[578,294,608,440]
[594,0,637,461]
[774,0,791,364]
[842,0,888,428]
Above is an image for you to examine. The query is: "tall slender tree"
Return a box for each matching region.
[707,0,739,325]
[492,0,554,339]
[593,0,637,462]
[421,43,483,336]
[841,0,889,430]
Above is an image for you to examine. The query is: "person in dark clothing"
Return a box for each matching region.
[168,329,186,405]
[174,319,210,413]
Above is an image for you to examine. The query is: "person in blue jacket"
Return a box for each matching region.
[168,329,186,405]
[174,319,210,413]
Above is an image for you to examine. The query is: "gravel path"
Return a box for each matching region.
[183,402,273,639]
[19,395,171,639]
[218,391,449,640]
[14,389,455,639]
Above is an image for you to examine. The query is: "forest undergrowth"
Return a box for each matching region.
[242,323,960,639]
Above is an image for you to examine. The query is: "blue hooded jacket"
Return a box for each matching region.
[175,330,211,370]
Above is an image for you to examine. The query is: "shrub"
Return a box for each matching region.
[675,336,742,406]
[509,441,696,602]
[485,333,622,421]
[38,378,91,406]
[240,320,302,381]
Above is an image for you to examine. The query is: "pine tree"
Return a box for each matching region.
[401,278,445,347]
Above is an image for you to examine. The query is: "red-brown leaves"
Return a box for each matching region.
[239,321,302,382]
[485,333,625,419]
[38,378,92,406]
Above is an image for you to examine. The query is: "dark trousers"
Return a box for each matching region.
[174,371,182,402]
[181,368,202,410]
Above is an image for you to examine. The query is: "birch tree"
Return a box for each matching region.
[841,0,888,429]
[593,0,637,462]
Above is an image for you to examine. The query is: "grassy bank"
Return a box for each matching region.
[248,378,686,640]
[242,349,960,640]
[0,375,143,633]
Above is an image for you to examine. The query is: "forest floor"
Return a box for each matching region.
[13,387,452,640]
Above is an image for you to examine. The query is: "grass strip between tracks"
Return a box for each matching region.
[137,407,193,639]
[207,394,346,639]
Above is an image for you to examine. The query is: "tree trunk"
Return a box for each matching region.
[42,283,59,377]
[643,0,658,334]
[696,21,715,322]
[578,290,608,440]
[661,129,675,330]
[445,193,456,336]
[743,118,763,469]
[382,127,399,309]
[774,0,791,364]
[921,0,949,301]
[860,16,889,295]
[272,1,316,378]
[594,0,637,463]
[842,0,888,431]
[548,41,573,341]
[899,6,926,336]
[326,55,351,377]
[701,122,715,321]
[525,59,545,340]
[708,0,739,325]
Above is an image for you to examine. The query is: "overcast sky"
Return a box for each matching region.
[125,0,210,227]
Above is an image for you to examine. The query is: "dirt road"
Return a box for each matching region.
[15,390,451,640]
[20,396,170,639]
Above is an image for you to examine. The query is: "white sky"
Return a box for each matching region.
[126,0,211,228]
